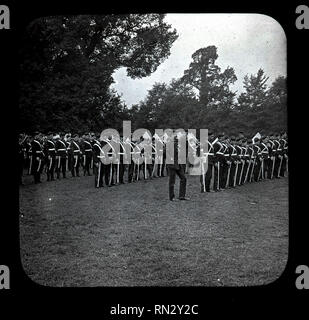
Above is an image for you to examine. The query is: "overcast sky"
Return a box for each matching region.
[110,14,287,108]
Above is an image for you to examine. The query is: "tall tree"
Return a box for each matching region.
[235,71,287,134]
[19,14,178,132]
[267,76,287,106]
[237,68,269,110]
[264,76,287,132]
[181,46,237,107]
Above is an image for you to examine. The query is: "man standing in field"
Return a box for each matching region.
[166,132,189,201]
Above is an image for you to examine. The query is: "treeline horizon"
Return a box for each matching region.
[19,15,287,137]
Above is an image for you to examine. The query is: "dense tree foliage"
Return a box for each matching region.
[19,16,286,137]
[182,46,237,108]
[19,14,178,133]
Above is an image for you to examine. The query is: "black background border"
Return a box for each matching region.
[1,0,307,315]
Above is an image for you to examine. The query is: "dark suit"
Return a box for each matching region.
[166,138,187,200]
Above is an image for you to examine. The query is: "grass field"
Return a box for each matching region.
[19,171,288,287]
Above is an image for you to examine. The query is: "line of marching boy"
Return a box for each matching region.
[18,131,168,187]
[18,130,288,191]
[197,131,288,193]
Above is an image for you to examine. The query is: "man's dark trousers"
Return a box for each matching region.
[167,164,186,200]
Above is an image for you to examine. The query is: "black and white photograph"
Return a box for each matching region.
[16,13,289,288]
